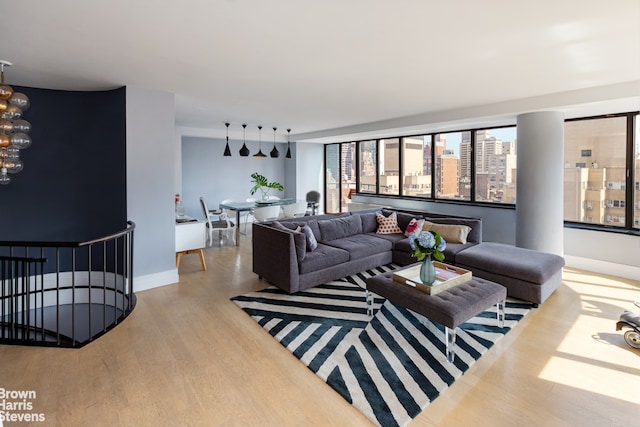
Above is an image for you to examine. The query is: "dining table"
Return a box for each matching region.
[219,198,297,246]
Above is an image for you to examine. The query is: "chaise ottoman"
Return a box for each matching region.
[366,269,506,363]
[455,242,565,306]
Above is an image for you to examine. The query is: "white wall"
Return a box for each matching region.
[126,86,179,291]
[180,136,288,219]
[295,142,325,212]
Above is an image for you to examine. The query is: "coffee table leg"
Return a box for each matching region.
[445,327,456,363]
[365,290,373,317]
[497,300,505,328]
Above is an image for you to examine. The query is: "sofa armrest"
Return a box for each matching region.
[252,223,301,293]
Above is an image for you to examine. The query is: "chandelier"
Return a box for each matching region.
[0,60,32,185]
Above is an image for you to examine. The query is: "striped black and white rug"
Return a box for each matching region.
[231,265,530,427]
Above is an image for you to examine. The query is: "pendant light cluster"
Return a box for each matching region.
[223,123,292,159]
[0,60,32,185]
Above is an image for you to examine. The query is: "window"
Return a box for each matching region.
[324,111,638,233]
[341,143,356,212]
[358,140,376,193]
[378,138,400,195]
[564,116,628,227]
[635,114,640,229]
[434,132,469,200]
[475,127,517,203]
[324,142,356,213]
[401,135,432,197]
[325,144,340,214]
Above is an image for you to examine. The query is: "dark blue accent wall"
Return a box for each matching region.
[0,86,127,242]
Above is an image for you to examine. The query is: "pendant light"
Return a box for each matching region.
[285,128,292,159]
[254,125,266,158]
[223,122,231,156]
[270,127,280,158]
[239,123,250,156]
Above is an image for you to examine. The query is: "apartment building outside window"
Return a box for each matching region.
[434,132,469,200]
[376,138,400,195]
[359,140,376,193]
[474,127,517,204]
[401,135,432,197]
[564,115,629,228]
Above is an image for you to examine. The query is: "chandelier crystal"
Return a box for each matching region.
[0,60,32,185]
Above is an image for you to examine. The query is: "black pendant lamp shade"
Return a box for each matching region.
[223,122,232,156]
[270,127,280,158]
[239,124,250,156]
[285,128,292,159]
[254,125,266,158]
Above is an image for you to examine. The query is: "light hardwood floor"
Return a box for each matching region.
[1,233,638,427]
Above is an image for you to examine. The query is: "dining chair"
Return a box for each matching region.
[253,205,281,222]
[200,197,235,246]
[306,191,321,215]
[244,197,258,232]
[283,201,308,218]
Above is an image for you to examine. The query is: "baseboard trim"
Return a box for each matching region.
[564,255,640,281]
[134,269,179,292]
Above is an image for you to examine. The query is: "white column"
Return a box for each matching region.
[516,111,564,255]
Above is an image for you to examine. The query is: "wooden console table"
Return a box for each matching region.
[175,220,206,270]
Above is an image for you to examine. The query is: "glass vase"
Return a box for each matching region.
[419,254,436,285]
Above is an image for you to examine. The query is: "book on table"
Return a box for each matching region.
[392,261,472,295]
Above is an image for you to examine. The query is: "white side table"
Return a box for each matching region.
[175,220,206,270]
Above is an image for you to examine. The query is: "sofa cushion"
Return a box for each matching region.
[382,209,418,231]
[424,217,482,244]
[356,211,381,233]
[404,218,425,237]
[281,219,321,242]
[324,234,393,260]
[301,224,318,252]
[318,215,362,241]
[376,212,403,234]
[298,243,350,274]
[393,237,474,264]
[455,242,565,284]
[271,221,306,262]
[423,221,471,244]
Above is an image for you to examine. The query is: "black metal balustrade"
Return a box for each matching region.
[0,222,136,348]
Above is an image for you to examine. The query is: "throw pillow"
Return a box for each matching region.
[272,221,306,262]
[302,224,318,252]
[422,221,472,244]
[376,211,402,234]
[404,218,425,237]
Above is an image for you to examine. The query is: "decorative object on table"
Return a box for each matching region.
[249,172,284,201]
[0,60,33,185]
[269,126,279,158]
[231,265,530,427]
[174,193,185,217]
[408,230,446,285]
[239,123,250,156]
[253,125,266,158]
[223,122,231,157]
[285,128,292,159]
[392,261,472,295]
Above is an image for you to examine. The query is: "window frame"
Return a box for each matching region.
[324,112,639,235]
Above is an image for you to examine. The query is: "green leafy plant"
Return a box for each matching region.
[249,172,284,200]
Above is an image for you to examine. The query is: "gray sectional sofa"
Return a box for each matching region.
[252,208,564,305]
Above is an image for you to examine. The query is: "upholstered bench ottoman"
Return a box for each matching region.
[366,269,506,363]
[455,242,565,306]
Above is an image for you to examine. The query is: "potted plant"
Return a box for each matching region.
[250,172,284,201]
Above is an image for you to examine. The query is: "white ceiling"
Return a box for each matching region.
[1,0,639,142]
